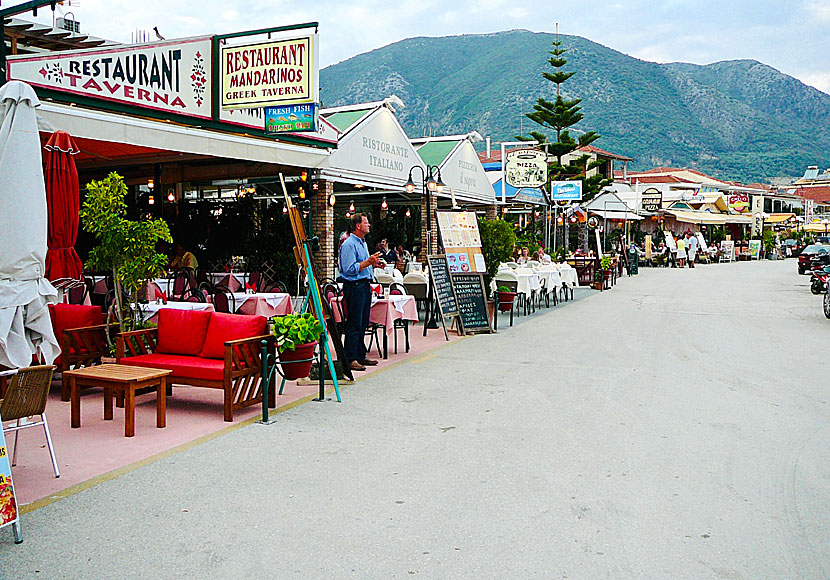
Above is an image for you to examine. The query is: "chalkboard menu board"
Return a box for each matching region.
[450,273,492,335]
[427,255,459,319]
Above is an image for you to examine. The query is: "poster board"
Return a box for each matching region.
[426,255,459,320]
[0,411,20,537]
[749,240,762,259]
[595,230,603,258]
[645,235,653,259]
[720,240,735,262]
[450,273,492,335]
[436,211,486,273]
[696,233,709,253]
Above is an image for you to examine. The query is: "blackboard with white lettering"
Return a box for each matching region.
[450,273,492,335]
[427,255,458,319]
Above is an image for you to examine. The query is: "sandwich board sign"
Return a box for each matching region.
[0,409,21,542]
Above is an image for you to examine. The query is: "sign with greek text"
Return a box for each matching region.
[7,37,213,120]
[504,148,547,188]
[220,35,318,109]
[265,103,317,133]
[728,192,749,213]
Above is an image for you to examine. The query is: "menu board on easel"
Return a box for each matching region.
[450,273,492,335]
[427,255,459,320]
[0,412,20,539]
[436,211,487,273]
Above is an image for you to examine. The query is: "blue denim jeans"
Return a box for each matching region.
[342,280,371,363]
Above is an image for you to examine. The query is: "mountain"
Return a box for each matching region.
[320,29,830,183]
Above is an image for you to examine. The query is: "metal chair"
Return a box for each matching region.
[265,280,289,294]
[180,288,206,302]
[388,283,410,354]
[247,271,265,293]
[0,366,60,478]
[170,268,196,300]
[210,284,235,313]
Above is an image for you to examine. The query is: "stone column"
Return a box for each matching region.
[311,180,335,280]
[419,192,438,263]
[485,205,499,220]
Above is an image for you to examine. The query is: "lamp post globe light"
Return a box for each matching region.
[404,164,445,259]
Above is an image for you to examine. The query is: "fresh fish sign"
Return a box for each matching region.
[504,148,547,188]
[264,104,317,133]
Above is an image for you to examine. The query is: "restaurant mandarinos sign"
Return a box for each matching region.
[220,35,318,110]
[7,37,213,119]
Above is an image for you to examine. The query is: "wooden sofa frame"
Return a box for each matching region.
[116,328,275,422]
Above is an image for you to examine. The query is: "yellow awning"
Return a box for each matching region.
[665,209,726,224]
[766,213,797,224]
[723,213,752,224]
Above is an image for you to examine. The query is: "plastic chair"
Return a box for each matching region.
[0,366,60,478]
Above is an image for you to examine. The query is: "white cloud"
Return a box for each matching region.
[799,72,830,95]
[806,1,830,22]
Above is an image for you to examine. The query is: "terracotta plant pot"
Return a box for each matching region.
[496,291,517,312]
[278,341,318,380]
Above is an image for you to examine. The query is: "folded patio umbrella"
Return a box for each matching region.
[0,81,59,368]
[44,130,83,281]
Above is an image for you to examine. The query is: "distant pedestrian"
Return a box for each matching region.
[677,235,687,268]
[687,233,698,268]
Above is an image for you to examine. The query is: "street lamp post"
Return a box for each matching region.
[404,165,445,330]
[404,164,445,261]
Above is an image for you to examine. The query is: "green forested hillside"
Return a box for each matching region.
[320,29,830,182]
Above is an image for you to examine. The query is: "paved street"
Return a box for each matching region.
[2,260,829,579]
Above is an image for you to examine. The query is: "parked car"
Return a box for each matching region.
[782,239,805,257]
[798,244,830,274]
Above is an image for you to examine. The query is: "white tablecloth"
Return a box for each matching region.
[135,301,215,324]
[231,292,293,317]
[209,272,249,292]
[535,269,563,292]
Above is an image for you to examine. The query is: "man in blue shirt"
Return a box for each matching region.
[338,213,384,371]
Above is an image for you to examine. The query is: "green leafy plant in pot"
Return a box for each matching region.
[271,313,325,380]
[496,284,517,312]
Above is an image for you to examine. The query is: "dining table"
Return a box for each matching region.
[230,292,293,317]
[330,294,418,359]
[134,301,215,325]
[208,272,250,292]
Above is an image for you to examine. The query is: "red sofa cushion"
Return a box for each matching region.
[199,312,267,360]
[48,304,104,365]
[155,309,212,357]
[119,354,224,382]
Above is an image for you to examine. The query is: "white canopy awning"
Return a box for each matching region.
[37,102,330,168]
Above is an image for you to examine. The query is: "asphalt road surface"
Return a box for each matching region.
[2,259,828,579]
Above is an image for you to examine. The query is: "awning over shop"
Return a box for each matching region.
[321,99,425,190]
[38,102,330,169]
[486,177,547,206]
[412,133,496,205]
[723,214,752,224]
[664,209,726,224]
[584,191,642,220]
[766,213,797,224]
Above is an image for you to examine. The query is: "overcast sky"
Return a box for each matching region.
[18,0,830,94]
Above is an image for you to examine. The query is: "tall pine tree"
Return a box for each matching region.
[519,28,612,250]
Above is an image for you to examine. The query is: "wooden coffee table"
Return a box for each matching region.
[64,364,171,437]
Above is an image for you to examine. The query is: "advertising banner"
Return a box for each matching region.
[8,37,214,120]
[749,240,762,259]
[641,187,662,212]
[751,195,764,237]
[806,199,815,223]
[550,180,583,201]
[0,417,19,533]
[728,192,749,212]
[504,148,547,188]
[436,211,486,273]
[265,103,317,133]
[220,35,318,109]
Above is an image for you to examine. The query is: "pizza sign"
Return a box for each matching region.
[728,192,749,212]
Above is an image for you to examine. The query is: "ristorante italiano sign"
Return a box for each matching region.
[220,35,318,109]
[7,37,213,119]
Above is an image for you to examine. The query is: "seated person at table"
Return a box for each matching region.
[537,248,552,264]
[396,244,411,262]
[516,247,530,264]
[380,238,398,264]
[169,242,198,271]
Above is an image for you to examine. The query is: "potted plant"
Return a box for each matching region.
[600,255,613,285]
[496,285,517,312]
[271,313,326,380]
[592,269,604,290]
[479,216,517,289]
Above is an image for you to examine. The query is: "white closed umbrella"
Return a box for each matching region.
[0,81,59,368]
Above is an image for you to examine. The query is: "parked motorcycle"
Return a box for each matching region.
[824,280,830,318]
[809,255,830,295]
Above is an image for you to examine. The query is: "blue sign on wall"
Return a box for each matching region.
[265,103,318,134]
[550,180,583,201]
